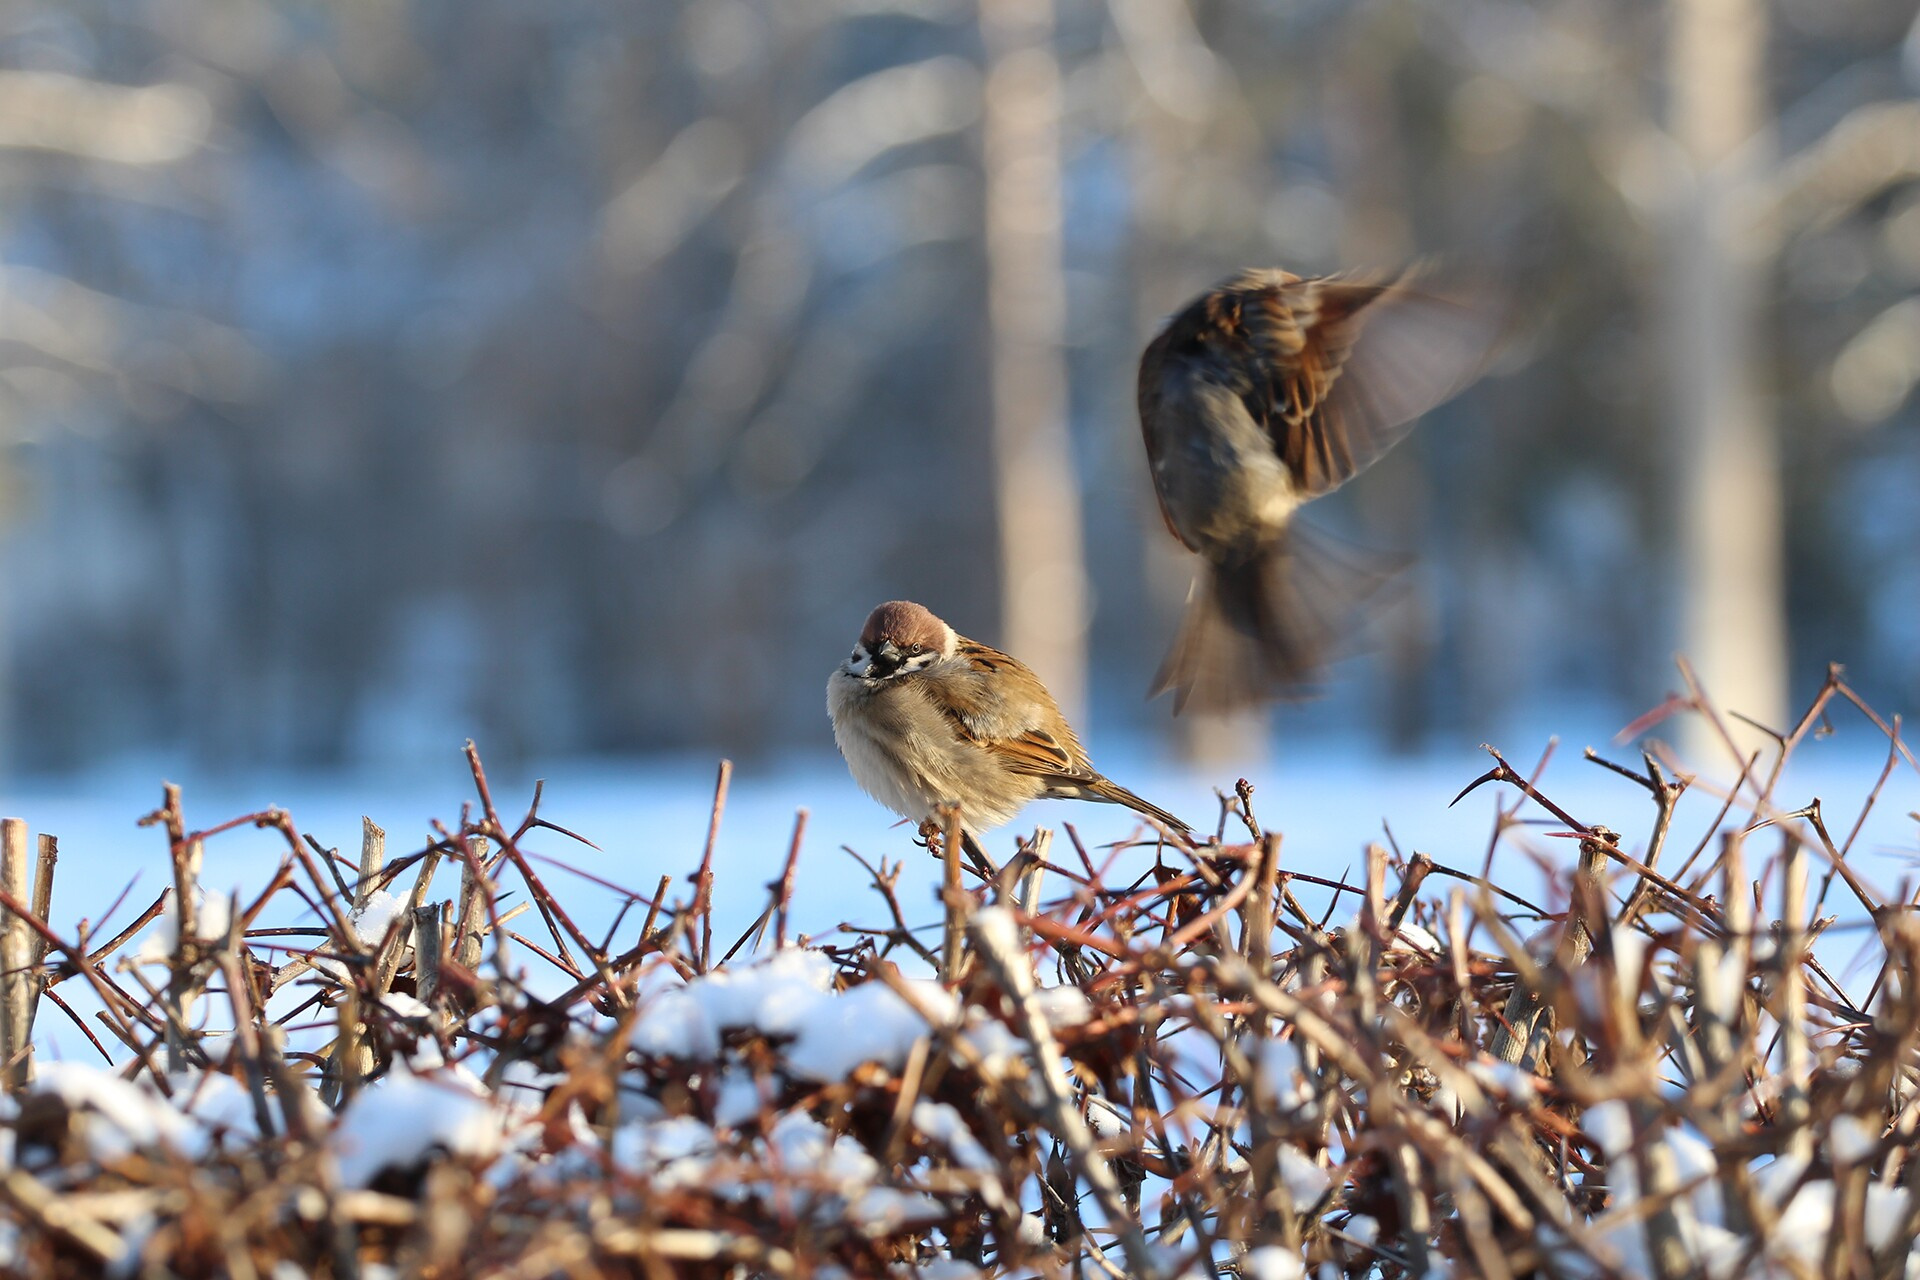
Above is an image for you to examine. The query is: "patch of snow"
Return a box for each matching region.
[330,1062,509,1187]
[615,1085,666,1125]
[1392,922,1442,954]
[1466,1058,1538,1101]
[1609,925,1649,985]
[971,906,1024,963]
[136,890,235,963]
[1771,1180,1837,1263]
[785,979,955,1081]
[1665,1124,1724,1229]
[34,1062,201,1161]
[1278,1144,1329,1205]
[912,1101,993,1172]
[628,947,839,1062]
[612,1115,718,1187]
[767,1111,879,1188]
[492,1061,559,1116]
[1695,945,1746,1023]
[960,1016,1026,1081]
[629,982,720,1060]
[170,1071,266,1149]
[1085,1094,1129,1140]
[1588,1103,1726,1240]
[1244,1246,1307,1280]
[703,947,837,1037]
[1032,984,1091,1027]
[1247,1035,1313,1114]
[848,1186,941,1233]
[713,1067,769,1129]
[1689,1222,1750,1278]
[404,1039,448,1071]
[1865,1185,1913,1253]
[351,889,406,949]
[1750,1152,1810,1207]
[1584,1100,1632,1168]
[1830,1113,1879,1165]
[381,992,431,1021]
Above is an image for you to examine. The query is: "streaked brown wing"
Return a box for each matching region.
[1257,275,1379,494]
[939,640,1097,783]
[980,726,1085,780]
[1260,270,1504,498]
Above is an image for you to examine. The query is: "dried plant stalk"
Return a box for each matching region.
[0,817,32,1091]
[0,672,1910,1279]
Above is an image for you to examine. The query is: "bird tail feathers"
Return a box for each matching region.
[1153,524,1406,714]
[1084,777,1189,834]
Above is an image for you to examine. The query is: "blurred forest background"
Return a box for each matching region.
[0,0,1917,775]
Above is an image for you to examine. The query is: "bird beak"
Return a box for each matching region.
[866,641,904,679]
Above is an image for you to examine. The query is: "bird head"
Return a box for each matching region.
[843,600,956,681]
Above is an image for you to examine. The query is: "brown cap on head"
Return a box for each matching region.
[860,601,953,654]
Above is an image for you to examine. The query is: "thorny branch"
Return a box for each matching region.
[0,671,1912,1278]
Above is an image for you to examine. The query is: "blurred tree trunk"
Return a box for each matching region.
[1666,0,1788,745]
[980,0,1087,722]
[1324,24,1424,753]
[1115,0,1269,766]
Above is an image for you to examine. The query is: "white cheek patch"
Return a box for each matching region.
[846,648,872,677]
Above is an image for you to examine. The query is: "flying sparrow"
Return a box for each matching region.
[1138,266,1504,712]
[828,601,1189,853]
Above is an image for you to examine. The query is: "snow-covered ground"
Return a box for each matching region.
[3,728,1916,1065]
[5,730,1918,1278]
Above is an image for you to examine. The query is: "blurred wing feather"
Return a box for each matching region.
[1136,332,1195,546]
[1215,269,1504,498]
[1274,272,1497,498]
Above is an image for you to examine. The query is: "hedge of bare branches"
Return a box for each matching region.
[0,667,1917,1279]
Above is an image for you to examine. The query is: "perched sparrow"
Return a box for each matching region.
[827,601,1189,846]
[1138,266,1504,712]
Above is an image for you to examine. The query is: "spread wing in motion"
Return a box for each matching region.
[1138,264,1506,710]
[1141,265,1506,508]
